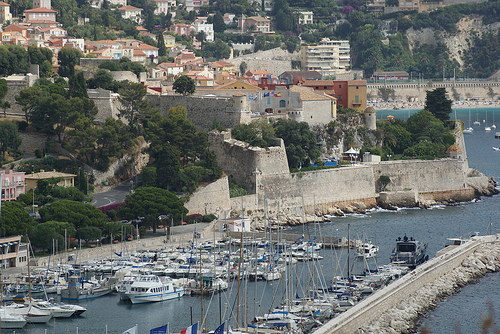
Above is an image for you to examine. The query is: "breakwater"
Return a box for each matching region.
[313,235,500,334]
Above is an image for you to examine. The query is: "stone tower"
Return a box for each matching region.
[364,106,377,130]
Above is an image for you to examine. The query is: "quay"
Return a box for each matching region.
[313,234,500,334]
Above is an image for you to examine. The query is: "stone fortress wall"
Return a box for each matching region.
[146,94,251,131]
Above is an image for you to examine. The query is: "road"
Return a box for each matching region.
[91,181,131,207]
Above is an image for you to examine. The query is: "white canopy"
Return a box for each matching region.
[344,148,360,154]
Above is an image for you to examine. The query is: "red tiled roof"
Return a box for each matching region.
[118,5,142,10]
[25,7,56,12]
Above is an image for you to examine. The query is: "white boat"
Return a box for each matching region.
[463,109,473,133]
[117,275,137,301]
[54,302,87,316]
[0,307,27,328]
[125,274,185,304]
[4,302,53,323]
[493,147,500,151]
[354,241,379,259]
[495,132,500,139]
[30,300,75,318]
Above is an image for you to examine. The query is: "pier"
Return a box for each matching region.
[313,234,500,334]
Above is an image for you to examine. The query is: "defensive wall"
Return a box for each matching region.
[367,80,500,102]
[146,95,251,131]
[184,176,231,217]
[3,74,37,115]
[203,130,488,220]
[313,234,499,334]
[87,88,120,123]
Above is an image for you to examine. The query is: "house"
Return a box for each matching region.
[215,80,260,90]
[246,70,273,82]
[0,30,28,45]
[154,0,170,15]
[0,169,26,202]
[132,49,147,64]
[25,169,76,192]
[117,5,142,24]
[298,11,313,25]
[300,38,350,77]
[367,0,386,13]
[0,236,28,268]
[0,1,12,26]
[279,70,322,84]
[211,60,236,75]
[219,218,251,232]
[399,0,420,11]
[332,80,367,111]
[223,13,235,24]
[185,0,209,12]
[193,20,214,42]
[33,0,51,9]
[153,62,184,78]
[238,16,271,33]
[174,50,201,65]
[134,43,159,63]
[169,23,194,37]
[296,79,336,96]
[24,7,58,28]
[262,0,273,12]
[40,26,67,40]
[107,0,126,6]
[163,34,176,48]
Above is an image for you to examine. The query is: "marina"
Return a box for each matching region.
[0,107,498,333]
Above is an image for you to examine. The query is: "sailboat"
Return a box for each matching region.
[491,111,496,129]
[485,111,491,132]
[463,109,473,134]
[473,110,480,125]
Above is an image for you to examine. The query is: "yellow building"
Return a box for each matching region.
[25,170,77,191]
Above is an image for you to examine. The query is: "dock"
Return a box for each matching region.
[312,234,500,334]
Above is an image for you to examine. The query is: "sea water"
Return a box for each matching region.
[10,108,500,334]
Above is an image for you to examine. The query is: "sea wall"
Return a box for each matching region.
[146,95,251,131]
[313,235,500,334]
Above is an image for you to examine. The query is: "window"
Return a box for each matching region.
[356,86,359,89]
[267,97,271,104]
[338,95,342,101]
[279,100,286,107]
[355,95,359,104]
[338,85,342,88]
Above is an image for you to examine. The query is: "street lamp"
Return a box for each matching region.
[386,154,392,160]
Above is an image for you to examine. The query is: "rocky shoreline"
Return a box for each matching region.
[355,243,500,333]
[254,177,499,231]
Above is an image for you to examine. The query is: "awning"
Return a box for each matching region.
[0,241,19,247]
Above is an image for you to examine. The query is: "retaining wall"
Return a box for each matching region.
[185,176,231,216]
[313,234,499,334]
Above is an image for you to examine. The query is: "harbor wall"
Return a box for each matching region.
[313,235,499,334]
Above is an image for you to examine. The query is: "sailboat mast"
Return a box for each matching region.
[347,224,351,281]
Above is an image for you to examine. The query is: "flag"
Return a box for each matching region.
[214,323,224,334]
[150,324,168,334]
[122,325,137,334]
[263,92,270,97]
[180,323,198,334]
[275,92,281,97]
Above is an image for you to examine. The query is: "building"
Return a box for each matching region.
[298,11,313,25]
[372,71,409,81]
[33,0,51,9]
[25,170,76,192]
[219,218,251,232]
[300,38,350,77]
[169,23,194,37]
[0,169,26,202]
[193,20,214,42]
[366,0,385,13]
[117,5,143,24]
[279,70,322,84]
[24,7,58,28]
[185,0,209,12]
[399,0,420,11]
[154,0,170,15]
[0,1,12,26]
[238,16,271,33]
[0,236,28,268]
[333,80,367,111]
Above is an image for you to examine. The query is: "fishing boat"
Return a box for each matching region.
[60,275,112,300]
[125,274,184,304]
[390,235,428,268]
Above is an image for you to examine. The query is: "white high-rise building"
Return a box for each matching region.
[300,38,350,77]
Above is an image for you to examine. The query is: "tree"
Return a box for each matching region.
[173,75,195,96]
[117,82,151,131]
[58,47,82,77]
[39,200,107,230]
[239,61,247,76]
[424,88,451,122]
[30,221,75,252]
[0,79,9,118]
[273,119,320,169]
[379,175,391,191]
[213,12,226,33]
[88,69,114,90]
[69,72,88,98]
[118,187,188,233]
[0,201,32,237]
[157,32,167,57]
[77,226,102,244]
[0,121,22,161]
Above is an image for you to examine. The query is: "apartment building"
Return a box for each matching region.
[0,1,12,26]
[0,170,26,202]
[300,38,350,77]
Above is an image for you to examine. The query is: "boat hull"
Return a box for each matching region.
[127,290,185,304]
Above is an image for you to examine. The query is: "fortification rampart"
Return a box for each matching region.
[208,131,289,193]
[87,88,120,123]
[367,80,500,101]
[184,176,231,216]
[146,95,251,131]
[3,74,37,115]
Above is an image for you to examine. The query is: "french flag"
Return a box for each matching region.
[180,323,198,334]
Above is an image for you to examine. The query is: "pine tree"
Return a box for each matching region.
[157,32,167,57]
